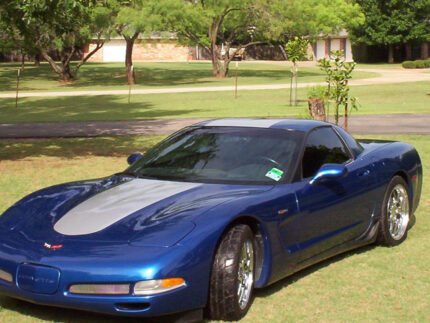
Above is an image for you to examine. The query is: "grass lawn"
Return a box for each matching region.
[0,81,429,124]
[0,134,429,322]
[0,61,377,92]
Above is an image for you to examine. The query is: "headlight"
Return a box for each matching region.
[0,269,13,283]
[69,283,130,295]
[134,278,185,295]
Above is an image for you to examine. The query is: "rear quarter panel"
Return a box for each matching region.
[360,140,422,215]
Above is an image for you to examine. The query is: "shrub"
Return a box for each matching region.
[415,60,426,68]
[402,61,416,69]
[307,85,326,99]
[402,59,430,69]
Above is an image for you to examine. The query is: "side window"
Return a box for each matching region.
[302,127,350,179]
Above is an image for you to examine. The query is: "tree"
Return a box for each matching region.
[259,0,364,40]
[0,4,34,66]
[261,0,363,107]
[161,0,266,78]
[319,50,358,128]
[162,0,363,78]
[1,0,112,81]
[350,0,430,63]
[113,0,163,84]
[285,37,309,106]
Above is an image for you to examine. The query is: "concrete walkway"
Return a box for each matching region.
[1,114,429,139]
[0,68,429,99]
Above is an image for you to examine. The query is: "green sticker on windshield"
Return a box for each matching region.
[265,168,284,182]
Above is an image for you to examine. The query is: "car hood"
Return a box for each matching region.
[0,175,272,247]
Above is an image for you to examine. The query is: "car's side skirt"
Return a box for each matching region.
[262,224,378,288]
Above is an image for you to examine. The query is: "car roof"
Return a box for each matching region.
[195,118,329,132]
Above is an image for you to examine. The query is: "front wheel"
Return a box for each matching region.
[377,176,410,246]
[208,224,255,321]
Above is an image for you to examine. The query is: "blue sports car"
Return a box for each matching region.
[0,119,422,321]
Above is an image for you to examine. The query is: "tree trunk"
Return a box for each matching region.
[210,43,221,77]
[290,62,298,106]
[222,59,230,77]
[421,42,429,59]
[60,49,76,82]
[125,33,139,85]
[40,50,74,82]
[388,44,394,63]
[344,102,349,131]
[75,40,104,72]
[60,68,74,82]
[405,43,412,60]
[34,53,41,66]
[20,52,25,70]
[210,55,225,78]
[308,98,325,120]
[209,18,228,78]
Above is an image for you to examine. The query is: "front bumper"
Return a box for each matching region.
[0,241,210,317]
[0,276,200,317]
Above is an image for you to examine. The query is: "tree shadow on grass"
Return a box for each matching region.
[1,95,204,123]
[71,65,321,88]
[0,62,322,91]
[0,296,207,323]
[0,135,164,161]
[254,244,376,298]
[0,63,60,92]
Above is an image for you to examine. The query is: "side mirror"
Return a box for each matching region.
[127,152,143,165]
[310,163,347,185]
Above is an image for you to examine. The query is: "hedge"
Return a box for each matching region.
[402,59,430,69]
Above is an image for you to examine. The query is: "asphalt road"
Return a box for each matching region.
[0,114,429,139]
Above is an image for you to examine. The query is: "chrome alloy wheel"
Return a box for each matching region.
[237,239,254,310]
[387,184,410,240]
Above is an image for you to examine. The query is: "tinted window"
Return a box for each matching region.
[302,127,350,179]
[128,127,303,184]
[334,126,363,157]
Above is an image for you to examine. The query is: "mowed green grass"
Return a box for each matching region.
[0,61,377,92]
[0,134,429,322]
[0,81,429,124]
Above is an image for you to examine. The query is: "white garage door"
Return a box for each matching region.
[103,40,126,62]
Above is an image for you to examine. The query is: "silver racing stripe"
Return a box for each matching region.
[204,118,282,128]
[54,179,201,236]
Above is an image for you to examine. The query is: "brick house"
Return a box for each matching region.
[312,30,354,61]
[84,33,192,62]
[85,30,355,63]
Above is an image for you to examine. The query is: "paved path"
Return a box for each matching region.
[0,114,429,139]
[0,68,429,99]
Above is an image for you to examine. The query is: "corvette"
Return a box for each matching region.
[0,119,422,321]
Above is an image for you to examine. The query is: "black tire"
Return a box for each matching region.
[377,176,411,246]
[208,224,255,321]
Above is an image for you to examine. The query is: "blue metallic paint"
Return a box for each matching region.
[0,119,422,318]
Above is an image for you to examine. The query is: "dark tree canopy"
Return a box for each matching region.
[1,0,113,81]
[351,0,430,62]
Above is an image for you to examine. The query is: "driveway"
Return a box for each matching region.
[0,114,429,139]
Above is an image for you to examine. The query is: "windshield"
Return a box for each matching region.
[127,127,303,184]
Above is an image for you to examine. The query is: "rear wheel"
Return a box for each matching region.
[208,224,255,321]
[377,176,410,246]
